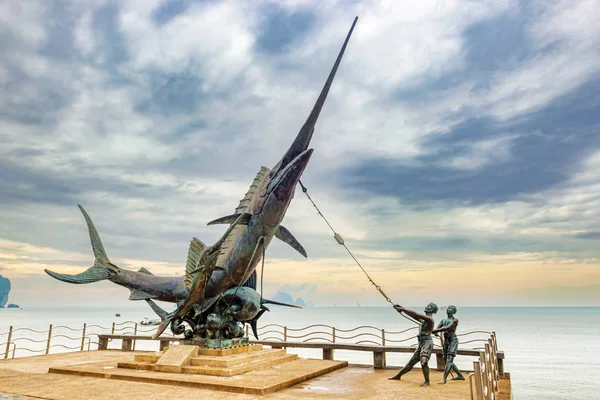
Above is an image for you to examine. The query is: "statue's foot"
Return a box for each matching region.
[451,376,465,381]
[388,375,401,381]
[420,381,430,387]
[438,379,447,385]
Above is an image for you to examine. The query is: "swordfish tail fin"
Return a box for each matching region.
[44,205,120,284]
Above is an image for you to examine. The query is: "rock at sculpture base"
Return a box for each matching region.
[181,336,249,349]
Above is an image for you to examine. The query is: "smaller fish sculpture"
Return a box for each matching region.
[151,213,247,339]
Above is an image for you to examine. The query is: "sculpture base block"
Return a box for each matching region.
[48,347,348,395]
[180,336,249,349]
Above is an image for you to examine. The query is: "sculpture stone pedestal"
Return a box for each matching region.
[180,336,249,349]
[50,343,348,395]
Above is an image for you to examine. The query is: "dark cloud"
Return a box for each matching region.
[341,72,600,206]
[37,0,79,62]
[152,0,192,26]
[0,161,188,207]
[255,5,316,54]
[91,3,129,65]
[462,3,552,76]
[348,5,600,207]
[573,231,600,240]
[133,70,223,117]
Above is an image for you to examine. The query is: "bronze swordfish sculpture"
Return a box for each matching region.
[45,17,358,345]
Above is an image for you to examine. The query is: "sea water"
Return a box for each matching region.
[0,306,598,400]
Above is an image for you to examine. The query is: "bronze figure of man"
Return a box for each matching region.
[432,305,465,383]
[388,303,438,386]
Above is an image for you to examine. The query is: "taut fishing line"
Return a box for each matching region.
[298,180,420,326]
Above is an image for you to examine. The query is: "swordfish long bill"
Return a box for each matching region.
[273,16,358,176]
[205,16,358,305]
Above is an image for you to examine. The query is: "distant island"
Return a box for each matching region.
[0,275,19,309]
[272,291,314,307]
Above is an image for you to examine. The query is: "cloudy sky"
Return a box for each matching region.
[1,0,599,307]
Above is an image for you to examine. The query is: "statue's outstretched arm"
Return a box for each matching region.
[396,306,431,323]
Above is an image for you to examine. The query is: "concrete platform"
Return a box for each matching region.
[47,348,347,395]
[0,350,510,399]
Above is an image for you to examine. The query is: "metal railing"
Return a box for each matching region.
[250,323,493,349]
[0,321,160,360]
[2,320,498,365]
[468,332,502,400]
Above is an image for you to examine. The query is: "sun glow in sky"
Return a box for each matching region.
[1,0,600,307]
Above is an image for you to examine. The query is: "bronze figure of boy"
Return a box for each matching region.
[388,303,438,386]
[432,305,465,383]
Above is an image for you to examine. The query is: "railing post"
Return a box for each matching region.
[110,322,115,342]
[381,329,387,366]
[133,323,138,351]
[283,326,287,349]
[491,332,504,377]
[488,338,499,389]
[245,325,249,337]
[480,350,492,400]
[436,352,445,371]
[332,327,336,344]
[473,360,484,400]
[45,324,53,355]
[485,341,497,395]
[4,326,12,359]
[4,326,13,359]
[80,323,87,351]
[160,339,170,352]
[122,338,133,352]
[98,336,109,350]
[373,350,386,369]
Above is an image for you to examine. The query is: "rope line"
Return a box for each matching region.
[260,241,266,304]
[298,180,420,326]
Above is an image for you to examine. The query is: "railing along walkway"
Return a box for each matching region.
[0,321,158,359]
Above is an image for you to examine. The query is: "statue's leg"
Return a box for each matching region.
[420,356,430,386]
[450,360,465,380]
[448,339,465,380]
[439,355,454,384]
[419,340,434,386]
[389,352,419,380]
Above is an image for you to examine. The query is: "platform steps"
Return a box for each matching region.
[117,344,299,377]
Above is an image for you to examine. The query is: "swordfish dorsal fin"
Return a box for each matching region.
[184,238,207,291]
[235,167,270,214]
